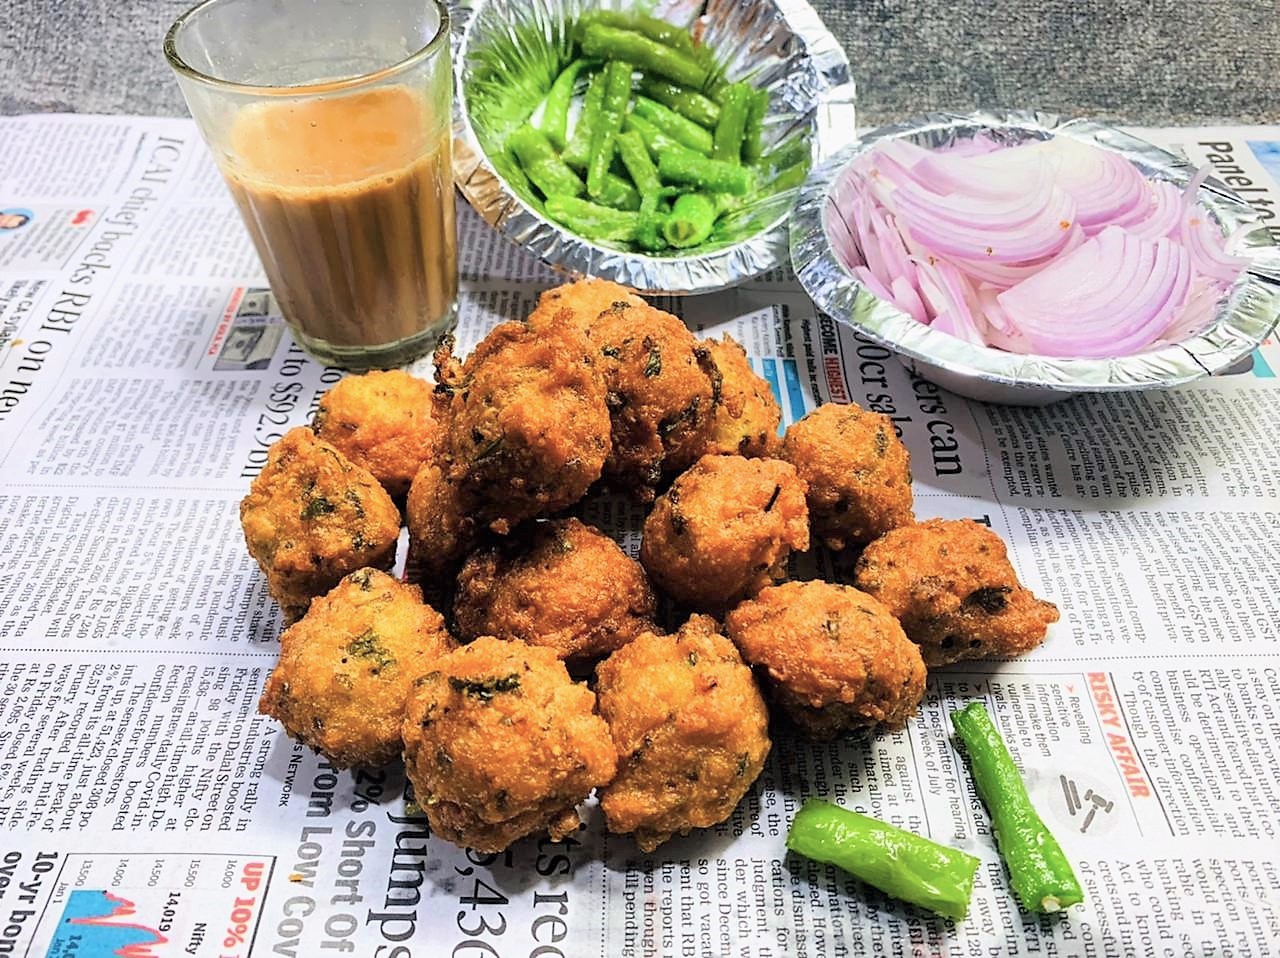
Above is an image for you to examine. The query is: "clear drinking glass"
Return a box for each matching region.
[165,0,457,370]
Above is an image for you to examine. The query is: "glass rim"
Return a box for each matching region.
[163,0,450,97]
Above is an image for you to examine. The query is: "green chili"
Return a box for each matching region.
[587,60,634,200]
[763,136,811,174]
[562,70,606,170]
[711,192,743,217]
[539,58,591,151]
[742,87,770,163]
[496,145,534,201]
[638,76,720,128]
[658,150,753,195]
[507,124,584,199]
[662,192,716,248]
[768,159,810,193]
[616,129,662,197]
[951,702,1084,914]
[786,800,980,921]
[544,195,640,243]
[579,23,708,89]
[623,113,699,163]
[596,172,641,211]
[712,81,752,165]
[578,9,694,53]
[632,96,714,155]
[634,191,668,252]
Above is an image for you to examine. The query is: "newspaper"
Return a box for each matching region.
[1,113,1279,957]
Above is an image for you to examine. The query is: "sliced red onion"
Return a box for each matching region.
[949,222,1088,287]
[892,182,1077,264]
[913,255,984,344]
[890,275,928,324]
[1123,180,1184,241]
[851,265,896,304]
[1027,138,1150,230]
[974,283,1016,335]
[1155,276,1227,344]
[944,132,1003,157]
[1180,209,1251,283]
[997,228,1191,357]
[834,134,1248,359]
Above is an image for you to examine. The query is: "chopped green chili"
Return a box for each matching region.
[951,702,1084,914]
[562,70,607,169]
[638,76,721,128]
[662,192,717,248]
[787,800,980,920]
[539,58,591,151]
[712,82,752,165]
[587,60,634,200]
[658,150,753,195]
[508,124,584,199]
[544,195,641,243]
[579,23,708,88]
[632,96,714,155]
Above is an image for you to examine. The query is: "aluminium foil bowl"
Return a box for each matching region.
[789,110,1280,405]
[451,0,857,295]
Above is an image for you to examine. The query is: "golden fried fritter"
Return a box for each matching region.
[258,568,455,768]
[312,370,439,500]
[780,403,914,550]
[405,459,477,585]
[703,337,781,458]
[595,616,771,853]
[640,455,808,612]
[454,518,656,665]
[402,637,617,852]
[527,277,647,335]
[724,580,926,740]
[854,518,1060,666]
[240,427,401,620]
[434,318,610,531]
[589,301,721,497]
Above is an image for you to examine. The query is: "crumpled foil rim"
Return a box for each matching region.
[789,109,1280,393]
[450,0,857,295]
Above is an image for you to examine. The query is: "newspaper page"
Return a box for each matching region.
[1,113,1278,957]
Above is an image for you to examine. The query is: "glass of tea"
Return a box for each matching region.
[165,0,457,370]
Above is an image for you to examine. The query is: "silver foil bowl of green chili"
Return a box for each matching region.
[450,0,857,295]
[790,110,1280,405]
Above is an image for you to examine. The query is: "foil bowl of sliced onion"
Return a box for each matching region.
[790,110,1280,405]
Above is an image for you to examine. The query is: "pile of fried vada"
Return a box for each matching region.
[242,279,1060,854]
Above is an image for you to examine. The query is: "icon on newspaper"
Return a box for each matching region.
[0,207,34,232]
[215,287,285,370]
[1060,774,1115,834]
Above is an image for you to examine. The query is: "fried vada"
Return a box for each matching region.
[527,277,647,335]
[589,300,721,498]
[780,403,914,550]
[703,336,781,458]
[640,455,808,611]
[724,580,926,740]
[433,317,610,531]
[595,615,771,852]
[312,369,439,500]
[258,568,455,767]
[405,459,477,584]
[402,637,617,852]
[853,518,1060,666]
[240,427,401,620]
[454,518,656,665]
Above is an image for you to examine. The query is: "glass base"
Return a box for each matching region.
[288,304,458,371]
